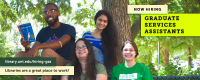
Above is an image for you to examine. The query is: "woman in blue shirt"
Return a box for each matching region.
[82,10,119,78]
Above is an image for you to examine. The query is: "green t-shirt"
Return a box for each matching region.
[66,62,107,80]
[111,62,153,80]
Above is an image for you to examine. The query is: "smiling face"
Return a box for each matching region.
[122,43,136,61]
[75,40,89,59]
[44,4,60,26]
[95,14,108,31]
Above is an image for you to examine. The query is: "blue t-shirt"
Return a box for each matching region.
[36,23,76,60]
[82,31,104,64]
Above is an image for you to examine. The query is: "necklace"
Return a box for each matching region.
[50,27,60,38]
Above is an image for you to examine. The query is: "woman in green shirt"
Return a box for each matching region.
[61,38,107,80]
[111,40,153,80]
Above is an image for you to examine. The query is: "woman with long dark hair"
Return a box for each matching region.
[82,10,119,78]
[111,40,153,80]
[61,38,107,80]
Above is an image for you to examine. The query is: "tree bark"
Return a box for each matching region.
[187,47,192,67]
[102,0,131,63]
[102,0,174,63]
[163,49,169,67]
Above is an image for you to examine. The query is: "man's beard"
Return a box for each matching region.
[46,15,59,26]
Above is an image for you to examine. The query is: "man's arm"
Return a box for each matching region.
[35,34,71,49]
[26,34,71,57]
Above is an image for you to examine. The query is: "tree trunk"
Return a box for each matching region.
[187,47,192,67]
[163,49,169,67]
[102,0,131,63]
[101,0,174,63]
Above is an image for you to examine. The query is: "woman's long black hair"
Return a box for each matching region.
[95,10,119,73]
[68,38,97,80]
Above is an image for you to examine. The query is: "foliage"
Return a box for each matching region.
[0,0,200,75]
[193,67,200,75]
[0,0,72,32]
[179,0,200,13]
[169,37,200,66]
[0,75,43,80]
[167,0,184,13]
[154,60,200,76]
[158,60,180,76]
[74,0,100,28]
[0,75,24,80]
[148,62,158,76]
[135,34,200,66]
[0,31,9,57]
[1,0,200,65]
[147,60,200,76]
[177,66,194,76]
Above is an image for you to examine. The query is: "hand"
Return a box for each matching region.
[21,38,31,49]
[25,46,39,57]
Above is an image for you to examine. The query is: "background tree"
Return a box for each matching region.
[1,0,200,66]
[169,37,200,67]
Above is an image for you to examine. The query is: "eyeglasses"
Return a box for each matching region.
[43,9,58,15]
[123,48,135,52]
[76,46,87,51]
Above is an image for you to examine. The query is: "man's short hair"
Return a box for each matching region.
[44,3,59,11]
